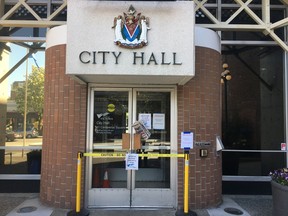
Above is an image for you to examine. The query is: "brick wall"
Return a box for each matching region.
[41,44,222,210]
[40,44,87,209]
[177,46,222,209]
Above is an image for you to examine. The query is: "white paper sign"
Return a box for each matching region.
[153,113,165,130]
[138,113,151,129]
[132,120,151,140]
[126,153,139,170]
[181,132,193,149]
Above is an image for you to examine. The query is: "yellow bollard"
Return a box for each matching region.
[67,152,89,216]
[76,152,82,212]
[175,149,197,216]
[184,152,189,213]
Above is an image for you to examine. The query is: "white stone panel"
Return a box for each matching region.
[66,1,195,85]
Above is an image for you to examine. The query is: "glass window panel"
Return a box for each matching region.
[92,91,129,188]
[93,91,129,146]
[222,46,285,178]
[223,152,286,176]
[222,46,284,151]
[0,149,42,174]
[135,91,170,188]
[0,45,44,178]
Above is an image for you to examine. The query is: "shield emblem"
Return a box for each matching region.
[122,19,141,42]
[112,5,150,49]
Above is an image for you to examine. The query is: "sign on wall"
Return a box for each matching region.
[67,1,195,85]
[181,132,194,149]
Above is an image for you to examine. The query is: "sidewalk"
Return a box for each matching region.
[0,193,272,216]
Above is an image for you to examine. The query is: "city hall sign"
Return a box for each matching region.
[67,1,195,85]
[78,51,182,65]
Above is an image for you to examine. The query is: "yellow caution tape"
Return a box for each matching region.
[83,152,184,158]
[138,153,184,158]
[84,153,126,158]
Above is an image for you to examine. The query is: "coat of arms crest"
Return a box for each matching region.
[112,5,150,49]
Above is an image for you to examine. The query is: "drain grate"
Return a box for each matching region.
[17,206,37,213]
[224,207,244,215]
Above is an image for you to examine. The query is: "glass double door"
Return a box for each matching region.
[88,87,176,208]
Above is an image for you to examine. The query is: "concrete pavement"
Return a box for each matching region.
[0,193,272,216]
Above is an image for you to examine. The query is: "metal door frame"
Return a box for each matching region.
[85,84,178,208]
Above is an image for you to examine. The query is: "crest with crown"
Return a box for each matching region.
[112,5,150,49]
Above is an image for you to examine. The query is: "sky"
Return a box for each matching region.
[7,43,45,97]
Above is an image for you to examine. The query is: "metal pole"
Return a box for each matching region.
[22,49,29,157]
[184,151,189,213]
[76,152,82,212]
[224,79,228,142]
[176,149,197,216]
[67,152,89,216]
[284,51,288,166]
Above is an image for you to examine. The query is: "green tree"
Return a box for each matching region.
[15,65,44,132]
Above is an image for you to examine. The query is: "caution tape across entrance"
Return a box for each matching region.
[83,152,184,158]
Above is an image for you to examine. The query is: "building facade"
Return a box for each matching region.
[41,2,222,209]
[0,0,288,212]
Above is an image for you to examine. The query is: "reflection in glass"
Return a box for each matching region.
[92,91,129,188]
[92,90,171,189]
[222,152,286,176]
[222,46,285,176]
[135,91,171,188]
[0,149,42,174]
[1,61,44,177]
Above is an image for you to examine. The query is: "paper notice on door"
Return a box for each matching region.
[138,113,151,129]
[153,113,165,130]
[126,153,139,170]
[132,120,151,140]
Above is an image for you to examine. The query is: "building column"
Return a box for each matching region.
[40,44,87,209]
[177,46,222,209]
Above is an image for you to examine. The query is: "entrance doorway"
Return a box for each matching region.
[87,87,177,208]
